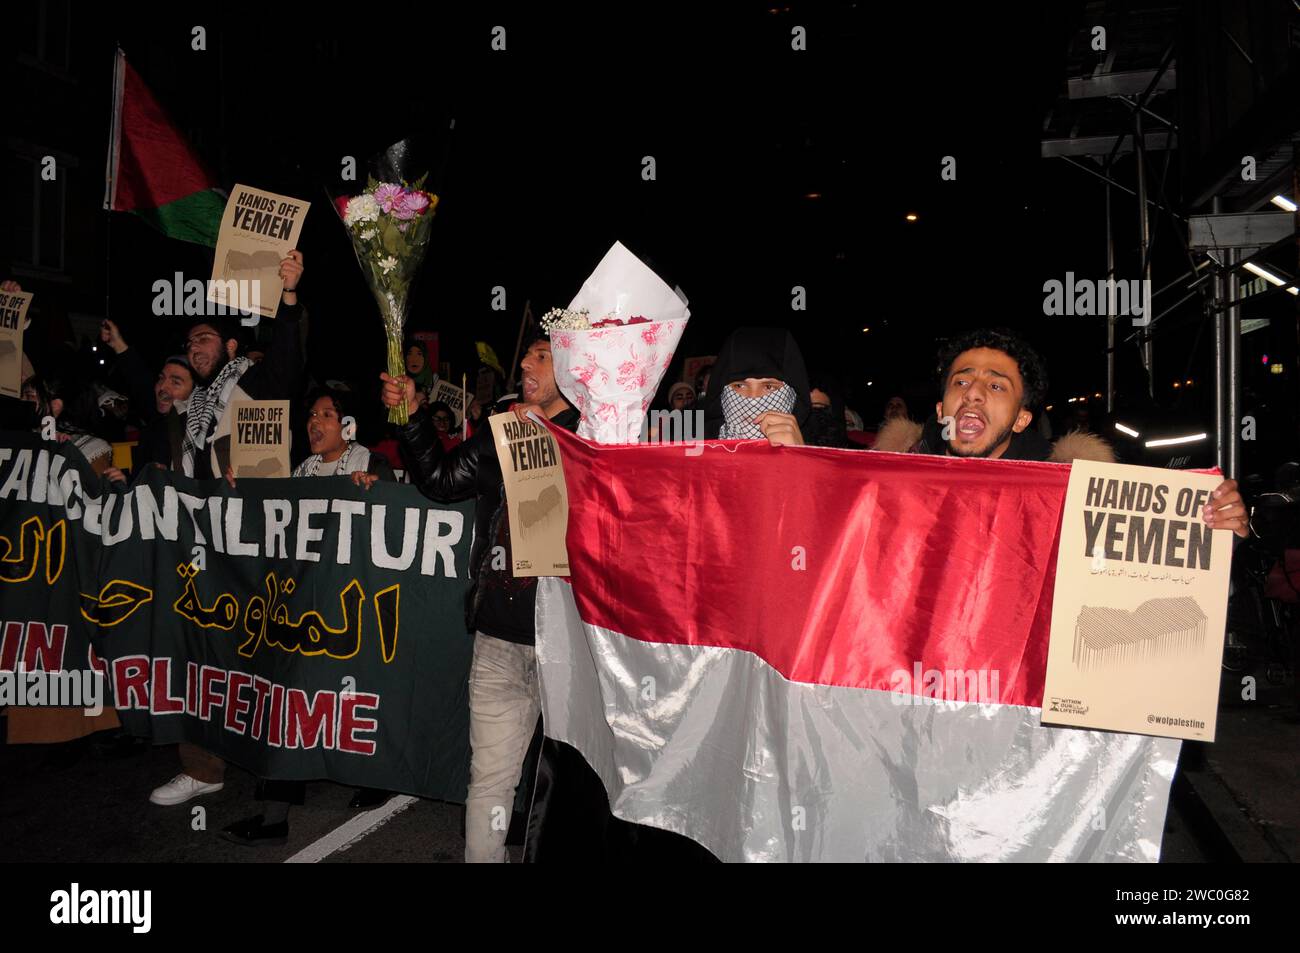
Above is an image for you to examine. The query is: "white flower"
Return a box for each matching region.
[378,255,398,275]
[345,193,381,226]
[360,228,376,240]
[540,307,591,331]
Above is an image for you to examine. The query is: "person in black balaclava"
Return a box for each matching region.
[703,327,811,446]
[805,372,853,449]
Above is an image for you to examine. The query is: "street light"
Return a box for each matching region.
[1145,433,1208,448]
[1243,261,1300,295]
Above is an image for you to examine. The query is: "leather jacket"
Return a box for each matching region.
[398,405,580,632]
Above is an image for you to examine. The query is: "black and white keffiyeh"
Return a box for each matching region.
[180,356,251,477]
[292,442,371,478]
[718,383,796,439]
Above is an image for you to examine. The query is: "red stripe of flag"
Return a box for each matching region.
[108,52,217,212]
[547,423,1072,707]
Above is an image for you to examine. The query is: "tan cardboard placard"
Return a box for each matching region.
[230,400,291,478]
[0,290,32,398]
[1042,459,1232,741]
[431,380,468,426]
[488,411,570,577]
[208,184,310,318]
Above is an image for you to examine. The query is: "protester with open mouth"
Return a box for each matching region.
[874,327,1106,463]
[213,387,394,846]
[872,327,1250,537]
[294,388,394,483]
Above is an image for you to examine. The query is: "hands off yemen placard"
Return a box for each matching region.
[431,380,468,426]
[209,184,310,318]
[0,290,32,398]
[230,400,290,478]
[1042,459,1232,741]
[488,412,570,577]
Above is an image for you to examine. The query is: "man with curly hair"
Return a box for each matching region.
[876,327,1089,462]
[932,327,1051,461]
[874,327,1251,537]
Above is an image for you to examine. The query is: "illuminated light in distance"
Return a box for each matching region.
[1145,433,1208,448]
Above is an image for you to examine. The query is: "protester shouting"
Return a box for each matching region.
[873,327,1250,536]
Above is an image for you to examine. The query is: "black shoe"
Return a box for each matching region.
[219,814,288,847]
[348,787,393,810]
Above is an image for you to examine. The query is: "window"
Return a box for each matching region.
[9,151,67,273]
[16,1,72,73]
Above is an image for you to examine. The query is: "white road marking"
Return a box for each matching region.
[283,795,418,863]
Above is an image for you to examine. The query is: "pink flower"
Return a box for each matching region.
[392,190,431,221]
[640,323,662,345]
[551,331,574,349]
[373,183,404,213]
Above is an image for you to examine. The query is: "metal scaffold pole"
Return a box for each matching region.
[1135,110,1155,397]
[1105,160,1116,414]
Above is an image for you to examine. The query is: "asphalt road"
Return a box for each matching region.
[0,728,476,863]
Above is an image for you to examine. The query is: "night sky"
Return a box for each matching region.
[48,2,1297,458]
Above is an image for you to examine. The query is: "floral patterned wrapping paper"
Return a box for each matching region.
[551,320,689,444]
[548,242,690,445]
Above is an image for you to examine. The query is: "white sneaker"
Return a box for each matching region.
[149,773,224,806]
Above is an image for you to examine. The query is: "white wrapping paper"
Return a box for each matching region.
[550,242,689,444]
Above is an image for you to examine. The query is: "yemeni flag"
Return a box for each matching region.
[534,428,1182,862]
[103,48,224,246]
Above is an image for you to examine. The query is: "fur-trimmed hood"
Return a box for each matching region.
[1047,429,1115,464]
[870,416,1115,464]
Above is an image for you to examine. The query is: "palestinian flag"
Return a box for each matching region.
[103,48,224,246]
[534,427,1182,862]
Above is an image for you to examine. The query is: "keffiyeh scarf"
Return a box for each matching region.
[181,356,251,477]
[292,442,371,478]
[718,383,796,439]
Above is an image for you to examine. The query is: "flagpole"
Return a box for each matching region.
[506,299,531,392]
[104,44,124,325]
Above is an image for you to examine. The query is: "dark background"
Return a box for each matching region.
[6,0,1299,471]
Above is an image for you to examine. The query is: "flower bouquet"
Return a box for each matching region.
[334,143,438,424]
[546,241,690,444]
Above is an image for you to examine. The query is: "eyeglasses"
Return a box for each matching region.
[185,331,221,349]
[433,414,453,424]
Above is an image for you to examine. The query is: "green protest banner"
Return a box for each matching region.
[0,432,474,801]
